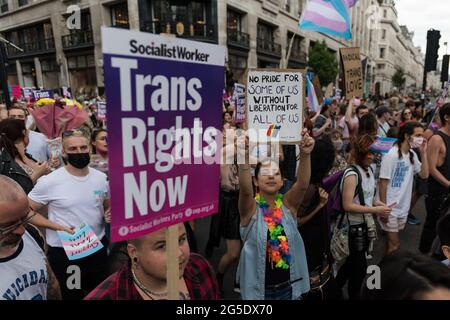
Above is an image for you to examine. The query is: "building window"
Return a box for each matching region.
[257,22,274,44]
[380,48,385,59]
[377,64,385,70]
[68,54,96,69]
[41,59,58,72]
[0,0,8,13]
[382,29,386,40]
[148,1,209,37]
[229,54,247,70]
[111,2,129,29]
[287,33,304,60]
[18,0,28,7]
[227,9,242,32]
[383,9,387,18]
[285,0,291,12]
[21,62,34,74]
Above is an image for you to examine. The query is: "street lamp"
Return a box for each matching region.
[0,35,24,108]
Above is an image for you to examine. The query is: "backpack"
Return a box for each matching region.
[322,165,367,238]
[323,166,364,215]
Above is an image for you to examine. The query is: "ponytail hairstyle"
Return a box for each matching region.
[396,121,422,164]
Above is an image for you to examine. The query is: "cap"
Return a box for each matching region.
[324,97,333,106]
[376,106,390,117]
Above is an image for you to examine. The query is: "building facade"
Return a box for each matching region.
[373,0,424,96]
[0,0,425,97]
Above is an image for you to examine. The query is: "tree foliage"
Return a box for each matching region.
[308,40,339,86]
[392,68,406,89]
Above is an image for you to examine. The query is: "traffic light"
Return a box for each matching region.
[441,54,449,83]
[425,29,441,72]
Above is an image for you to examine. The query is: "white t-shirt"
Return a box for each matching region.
[377,121,390,138]
[340,165,376,224]
[0,231,48,300]
[29,167,109,247]
[379,146,421,218]
[27,131,51,162]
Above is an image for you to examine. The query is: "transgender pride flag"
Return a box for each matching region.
[299,0,359,40]
[306,76,321,113]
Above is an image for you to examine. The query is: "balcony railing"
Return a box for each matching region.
[62,30,94,49]
[227,29,250,50]
[289,50,307,62]
[141,20,217,43]
[5,38,55,57]
[112,21,130,29]
[257,38,281,57]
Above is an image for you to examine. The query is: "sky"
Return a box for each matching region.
[395,0,450,60]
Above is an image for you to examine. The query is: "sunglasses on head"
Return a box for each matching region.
[62,129,83,138]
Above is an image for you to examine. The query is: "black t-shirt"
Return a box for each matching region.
[265,229,290,286]
[298,185,330,271]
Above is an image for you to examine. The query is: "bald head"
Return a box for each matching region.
[0,175,29,224]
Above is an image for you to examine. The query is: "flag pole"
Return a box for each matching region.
[283,32,297,69]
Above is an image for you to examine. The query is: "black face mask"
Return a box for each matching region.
[66,153,90,169]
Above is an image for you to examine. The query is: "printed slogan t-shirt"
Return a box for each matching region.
[379,146,421,218]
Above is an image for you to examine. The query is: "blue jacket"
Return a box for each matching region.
[237,204,310,300]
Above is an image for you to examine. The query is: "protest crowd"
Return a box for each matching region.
[1,80,450,301]
[1,0,450,301]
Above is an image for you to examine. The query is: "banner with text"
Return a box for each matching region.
[58,224,104,260]
[102,27,224,241]
[246,69,304,144]
[340,47,363,99]
[234,83,246,124]
[97,102,107,121]
[33,90,54,100]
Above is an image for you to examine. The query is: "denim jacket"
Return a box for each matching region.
[237,204,310,300]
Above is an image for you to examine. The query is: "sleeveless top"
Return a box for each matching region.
[429,131,450,195]
[0,231,48,300]
[237,204,310,300]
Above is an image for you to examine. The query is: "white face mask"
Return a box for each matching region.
[410,137,424,148]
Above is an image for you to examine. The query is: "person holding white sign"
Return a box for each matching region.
[237,129,314,300]
[28,129,110,300]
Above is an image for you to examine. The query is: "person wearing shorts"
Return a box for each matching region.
[378,122,429,255]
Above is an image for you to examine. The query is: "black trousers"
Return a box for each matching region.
[335,251,367,300]
[419,194,447,254]
[47,237,108,300]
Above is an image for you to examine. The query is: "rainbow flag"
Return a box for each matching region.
[299,0,358,40]
[306,76,321,113]
[267,124,281,138]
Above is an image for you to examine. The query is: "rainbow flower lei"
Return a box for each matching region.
[255,193,291,269]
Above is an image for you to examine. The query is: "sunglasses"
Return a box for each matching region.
[0,208,36,237]
[62,129,84,138]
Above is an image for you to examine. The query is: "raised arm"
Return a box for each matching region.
[284,130,314,218]
[237,134,256,227]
